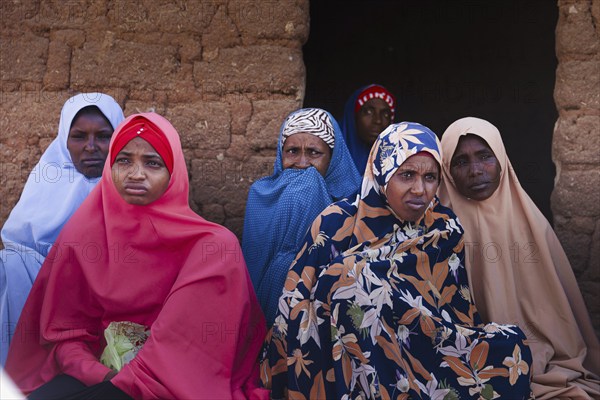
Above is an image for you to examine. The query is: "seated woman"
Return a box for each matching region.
[242,108,361,326]
[340,84,396,174]
[261,122,533,399]
[438,116,600,399]
[5,113,268,399]
[0,93,124,365]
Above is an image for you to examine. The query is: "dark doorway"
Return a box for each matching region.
[303,0,558,222]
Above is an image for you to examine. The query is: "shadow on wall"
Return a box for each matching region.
[303,0,558,223]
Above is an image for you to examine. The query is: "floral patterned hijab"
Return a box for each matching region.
[350,122,442,246]
[261,122,532,399]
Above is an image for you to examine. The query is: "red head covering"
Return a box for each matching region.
[354,84,396,118]
[110,116,174,174]
[6,113,268,399]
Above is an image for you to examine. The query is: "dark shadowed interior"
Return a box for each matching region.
[303,0,558,222]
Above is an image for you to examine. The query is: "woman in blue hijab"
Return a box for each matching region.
[242,108,361,326]
[340,84,396,175]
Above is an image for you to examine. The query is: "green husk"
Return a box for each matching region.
[100,321,150,371]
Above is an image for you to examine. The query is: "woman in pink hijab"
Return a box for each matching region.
[6,113,268,399]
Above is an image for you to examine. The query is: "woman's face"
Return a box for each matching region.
[67,108,114,179]
[385,153,440,222]
[355,98,392,146]
[111,137,171,205]
[449,134,501,201]
[281,133,332,177]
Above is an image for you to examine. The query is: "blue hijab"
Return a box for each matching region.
[242,108,361,326]
[340,84,396,175]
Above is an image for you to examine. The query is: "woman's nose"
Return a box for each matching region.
[296,154,310,168]
[128,164,145,179]
[411,178,424,194]
[373,111,382,124]
[469,161,484,176]
[84,136,97,152]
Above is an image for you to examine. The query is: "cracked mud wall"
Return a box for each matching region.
[0,0,309,238]
[553,0,600,335]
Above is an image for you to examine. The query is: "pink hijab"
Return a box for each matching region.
[6,113,268,399]
[438,117,599,399]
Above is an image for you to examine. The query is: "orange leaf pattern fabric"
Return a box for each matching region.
[260,123,532,399]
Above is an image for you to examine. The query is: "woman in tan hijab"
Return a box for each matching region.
[438,117,599,399]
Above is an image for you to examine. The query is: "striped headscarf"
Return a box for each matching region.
[281,108,335,149]
[354,84,396,118]
[243,108,360,326]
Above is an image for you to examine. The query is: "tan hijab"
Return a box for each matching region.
[438,117,600,399]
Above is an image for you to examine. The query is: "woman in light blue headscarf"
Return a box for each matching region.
[340,84,396,175]
[242,108,361,326]
[0,93,124,365]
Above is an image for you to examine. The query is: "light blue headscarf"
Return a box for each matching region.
[242,108,361,326]
[0,93,124,365]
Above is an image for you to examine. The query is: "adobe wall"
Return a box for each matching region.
[0,0,309,238]
[552,0,600,334]
[1,0,598,335]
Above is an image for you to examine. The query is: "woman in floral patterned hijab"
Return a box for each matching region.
[260,122,533,399]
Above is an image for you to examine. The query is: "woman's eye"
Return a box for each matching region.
[98,134,113,140]
[452,159,466,167]
[400,171,413,179]
[425,174,438,181]
[116,158,129,164]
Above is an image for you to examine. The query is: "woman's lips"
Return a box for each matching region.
[124,184,147,195]
[470,181,491,191]
[81,158,103,166]
[406,199,426,210]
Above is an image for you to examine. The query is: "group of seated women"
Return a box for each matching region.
[0,86,598,399]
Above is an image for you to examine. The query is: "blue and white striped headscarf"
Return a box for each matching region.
[281,108,335,149]
[242,108,361,326]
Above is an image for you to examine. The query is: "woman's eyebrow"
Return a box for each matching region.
[142,152,162,159]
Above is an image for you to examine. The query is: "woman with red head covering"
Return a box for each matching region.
[6,113,268,399]
[340,84,396,175]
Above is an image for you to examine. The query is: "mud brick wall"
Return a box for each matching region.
[1,0,598,336]
[552,0,600,335]
[0,0,309,238]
